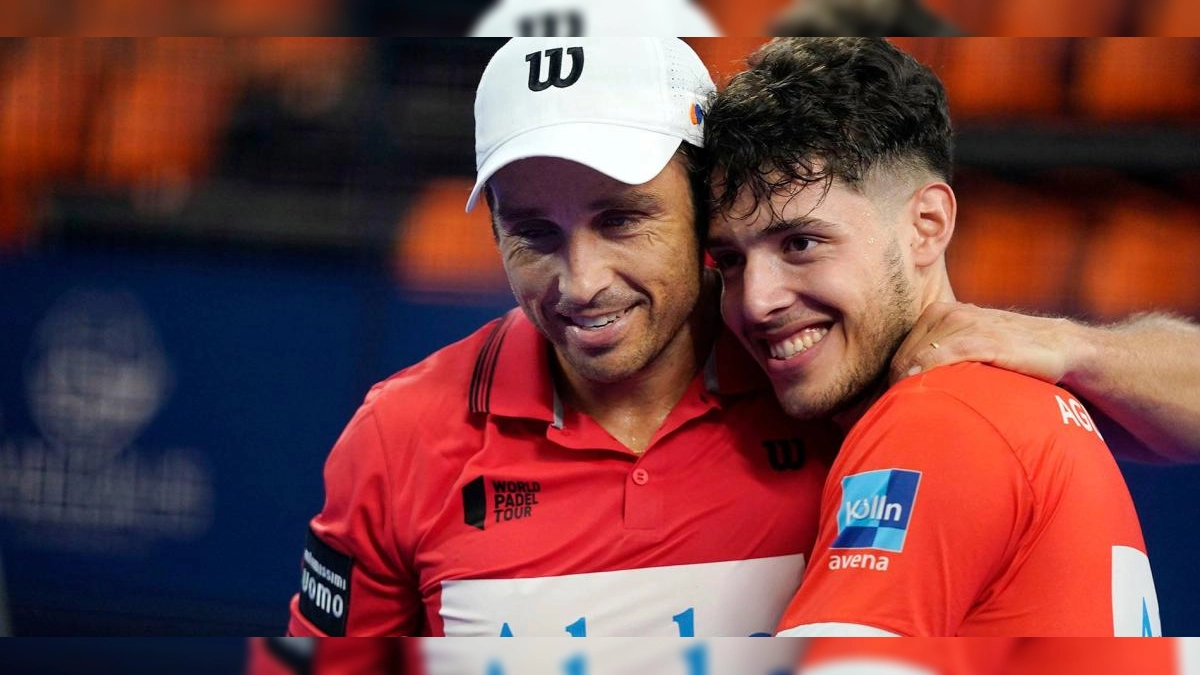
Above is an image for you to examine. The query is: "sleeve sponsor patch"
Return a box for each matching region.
[298,528,353,636]
[832,468,921,553]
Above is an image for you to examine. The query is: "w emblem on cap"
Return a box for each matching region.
[526,47,585,92]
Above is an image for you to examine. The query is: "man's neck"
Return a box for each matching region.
[832,282,956,433]
[831,375,892,434]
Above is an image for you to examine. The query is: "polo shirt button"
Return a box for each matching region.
[632,468,649,485]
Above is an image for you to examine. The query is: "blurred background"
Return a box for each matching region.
[0,37,1198,652]
[2,0,1199,37]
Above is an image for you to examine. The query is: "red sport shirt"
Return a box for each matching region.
[777,362,1160,637]
[287,308,838,637]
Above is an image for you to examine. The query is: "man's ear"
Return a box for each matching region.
[909,181,956,268]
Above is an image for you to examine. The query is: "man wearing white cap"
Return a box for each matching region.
[277,37,1200,645]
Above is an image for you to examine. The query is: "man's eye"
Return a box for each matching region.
[600,213,638,229]
[511,223,557,240]
[784,236,817,253]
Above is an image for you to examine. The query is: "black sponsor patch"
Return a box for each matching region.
[298,528,353,636]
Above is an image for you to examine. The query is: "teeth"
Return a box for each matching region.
[571,310,624,329]
[768,327,829,360]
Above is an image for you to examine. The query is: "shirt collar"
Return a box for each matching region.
[478,308,770,423]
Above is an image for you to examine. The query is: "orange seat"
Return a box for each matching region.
[938,38,1069,120]
[1079,190,1200,319]
[922,0,991,35]
[984,0,1127,36]
[1074,38,1200,122]
[1139,0,1200,36]
[888,38,951,71]
[947,177,1085,313]
[85,39,236,191]
[0,39,101,183]
[394,178,508,294]
[198,0,340,35]
[0,39,108,245]
[71,0,179,36]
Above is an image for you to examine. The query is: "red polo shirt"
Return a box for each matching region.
[286,308,838,637]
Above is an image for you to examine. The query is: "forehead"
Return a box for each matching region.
[490,157,623,200]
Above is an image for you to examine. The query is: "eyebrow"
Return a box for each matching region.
[587,190,664,214]
[706,216,827,249]
[493,205,548,223]
[762,216,819,237]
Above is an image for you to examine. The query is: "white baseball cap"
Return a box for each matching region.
[466,38,716,212]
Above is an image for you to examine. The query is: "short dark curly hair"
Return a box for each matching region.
[704,38,953,218]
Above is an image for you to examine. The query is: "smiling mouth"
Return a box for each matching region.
[763,325,831,360]
[565,308,629,330]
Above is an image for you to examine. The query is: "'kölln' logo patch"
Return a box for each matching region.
[832,468,921,553]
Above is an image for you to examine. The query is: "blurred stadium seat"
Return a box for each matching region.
[1139,0,1200,37]
[938,38,1070,119]
[1074,38,1200,122]
[84,39,236,199]
[985,0,1130,36]
[1079,187,1200,319]
[922,0,991,36]
[394,178,507,293]
[198,0,343,34]
[0,39,108,246]
[947,176,1085,313]
[883,37,950,70]
[72,0,182,35]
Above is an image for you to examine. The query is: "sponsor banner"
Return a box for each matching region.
[421,638,801,675]
[440,554,806,637]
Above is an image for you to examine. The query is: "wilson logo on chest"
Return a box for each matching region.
[762,438,807,472]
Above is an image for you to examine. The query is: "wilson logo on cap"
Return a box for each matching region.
[525,47,585,92]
